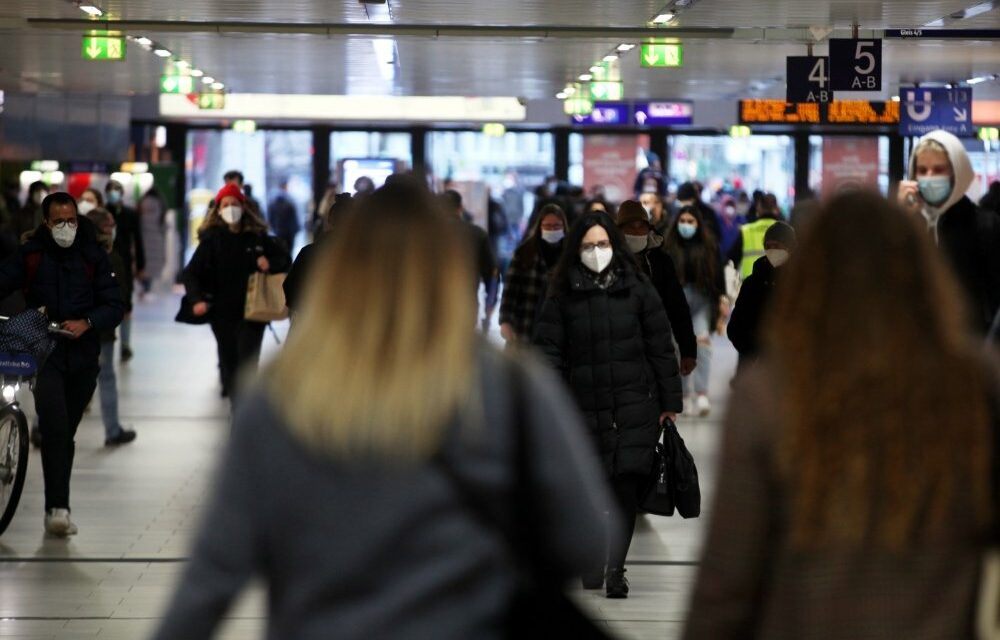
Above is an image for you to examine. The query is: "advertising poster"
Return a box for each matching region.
[583,134,649,203]
[821,137,879,196]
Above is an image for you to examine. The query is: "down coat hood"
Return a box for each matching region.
[908,130,975,229]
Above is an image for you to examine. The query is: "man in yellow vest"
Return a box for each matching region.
[727,193,782,279]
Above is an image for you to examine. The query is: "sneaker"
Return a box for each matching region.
[29,426,41,448]
[44,508,78,537]
[120,346,133,363]
[696,394,711,418]
[681,395,692,416]
[105,429,137,447]
[605,568,629,599]
[581,567,605,590]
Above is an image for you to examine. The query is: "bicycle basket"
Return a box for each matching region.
[0,310,56,368]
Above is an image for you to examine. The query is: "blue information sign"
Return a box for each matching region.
[570,102,629,126]
[899,87,973,137]
[633,101,693,126]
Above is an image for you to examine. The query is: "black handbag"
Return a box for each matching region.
[641,418,701,518]
[174,294,212,325]
[437,361,613,640]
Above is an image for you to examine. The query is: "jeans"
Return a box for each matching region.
[210,319,266,401]
[682,285,712,396]
[97,340,123,440]
[120,315,132,350]
[35,364,98,511]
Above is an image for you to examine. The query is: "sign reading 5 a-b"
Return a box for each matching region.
[787,56,834,103]
[830,39,882,91]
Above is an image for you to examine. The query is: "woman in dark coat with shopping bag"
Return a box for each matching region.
[182,183,290,401]
[533,212,683,600]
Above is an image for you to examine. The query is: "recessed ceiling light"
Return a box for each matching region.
[891,96,901,102]
[175,61,190,69]
[617,44,635,52]
[556,92,568,100]
[653,12,676,24]
[564,86,576,96]
[202,76,215,84]
[579,73,593,81]
[153,48,172,58]
[134,36,153,47]
[190,69,204,77]
[589,65,601,73]
[79,4,103,17]
[211,82,224,90]
[967,75,992,85]
[603,54,618,62]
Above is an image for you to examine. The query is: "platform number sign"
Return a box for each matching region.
[830,39,882,91]
[787,56,833,103]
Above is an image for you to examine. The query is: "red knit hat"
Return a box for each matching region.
[214,183,246,205]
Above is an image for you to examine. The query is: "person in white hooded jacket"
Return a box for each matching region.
[899,130,1000,333]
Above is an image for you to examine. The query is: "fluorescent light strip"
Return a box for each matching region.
[153,48,172,57]
[372,39,397,81]
[653,12,676,24]
[79,4,103,17]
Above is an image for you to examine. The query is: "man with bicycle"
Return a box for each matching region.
[0,192,124,537]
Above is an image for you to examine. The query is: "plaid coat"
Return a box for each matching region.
[499,247,552,342]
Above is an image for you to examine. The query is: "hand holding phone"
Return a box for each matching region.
[898,180,922,213]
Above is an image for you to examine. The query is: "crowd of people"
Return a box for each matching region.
[0,126,997,638]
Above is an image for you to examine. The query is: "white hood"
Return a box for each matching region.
[907,130,975,228]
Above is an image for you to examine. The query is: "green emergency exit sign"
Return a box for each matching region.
[590,81,624,101]
[82,35,125,61]
[640,44,683,68]
[197,93,226,110]
[161,75,195,95]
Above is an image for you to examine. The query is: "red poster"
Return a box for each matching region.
[821,137,879,197]
[583,134,649,203]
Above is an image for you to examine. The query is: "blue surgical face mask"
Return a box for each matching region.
[107,190,122,205]
[677,222,698,240]
[917,176,953,206]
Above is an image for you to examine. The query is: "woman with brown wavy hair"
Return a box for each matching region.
[684,190,997,639]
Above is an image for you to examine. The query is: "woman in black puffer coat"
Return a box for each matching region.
[532,212,683,600]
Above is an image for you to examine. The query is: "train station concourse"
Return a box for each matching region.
[0,1,999,638]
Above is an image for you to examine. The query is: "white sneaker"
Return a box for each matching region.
[696,395,711,418]
[681,396,693,417]
[44,509,78,537]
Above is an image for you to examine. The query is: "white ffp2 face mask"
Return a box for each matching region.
[580,246,613,273]
[77,200,96,215]
[220,205,243,225]
[51,224,77,248]
[765,249,790,268]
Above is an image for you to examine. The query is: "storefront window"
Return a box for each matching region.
[668,135,796,211]
[329,131,412,193]
[427,130,554,231]
[186,129,313,252]
[809,135,889,198]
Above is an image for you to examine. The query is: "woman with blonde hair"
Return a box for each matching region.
[684,190,998,639]
[154,183,612,639]
[182,183,289,400]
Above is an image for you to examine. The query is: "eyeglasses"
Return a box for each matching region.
[580,240,611,252]
[50,220,78,230]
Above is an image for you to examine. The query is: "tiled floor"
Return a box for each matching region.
[0,294,736,639]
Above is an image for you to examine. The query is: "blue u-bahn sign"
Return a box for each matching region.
[899,87,973,137]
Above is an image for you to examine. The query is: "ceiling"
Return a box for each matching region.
[0,0,998,101]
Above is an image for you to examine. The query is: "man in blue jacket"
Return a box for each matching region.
[0,192,124,537]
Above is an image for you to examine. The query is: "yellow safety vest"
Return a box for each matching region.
[739,219,777,278]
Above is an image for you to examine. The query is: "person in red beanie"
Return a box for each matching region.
[181,184,290,401]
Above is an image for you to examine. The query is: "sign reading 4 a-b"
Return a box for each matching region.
[829,39,882,91]
[787,56,834,103]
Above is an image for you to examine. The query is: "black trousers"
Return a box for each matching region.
[607,473,644,570]
[210,319,266,399]
[35,364,98,511]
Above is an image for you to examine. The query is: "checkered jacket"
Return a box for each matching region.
[499,249,552,342]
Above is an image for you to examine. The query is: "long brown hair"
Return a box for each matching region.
[268,183,477,461]
[766,190,992,549]
[197,198,269,238]
[663,205,719,293]
[512,203,569,270]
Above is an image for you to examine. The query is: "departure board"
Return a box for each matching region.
[739,100,899,125]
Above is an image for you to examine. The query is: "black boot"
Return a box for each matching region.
[581,567,604,590]
[605,568,629,599]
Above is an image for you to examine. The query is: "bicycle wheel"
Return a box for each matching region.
[0,406,28,535]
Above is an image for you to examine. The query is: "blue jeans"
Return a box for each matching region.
[682,285,712,396]
[98,340,124,440]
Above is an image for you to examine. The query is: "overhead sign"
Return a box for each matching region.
[639,44,683,68]
[564,95,594,116]
[787,56,833,103]
[739,100,899,125]
[81,35,125,61]
[160,75,195,95]
[829,39,882,91]
[571,102,629,126]
[195,93,227,110]
[900,87,973,137]
[634,101,693,126]
[885,29,1000,39]
[589,82,624,101]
